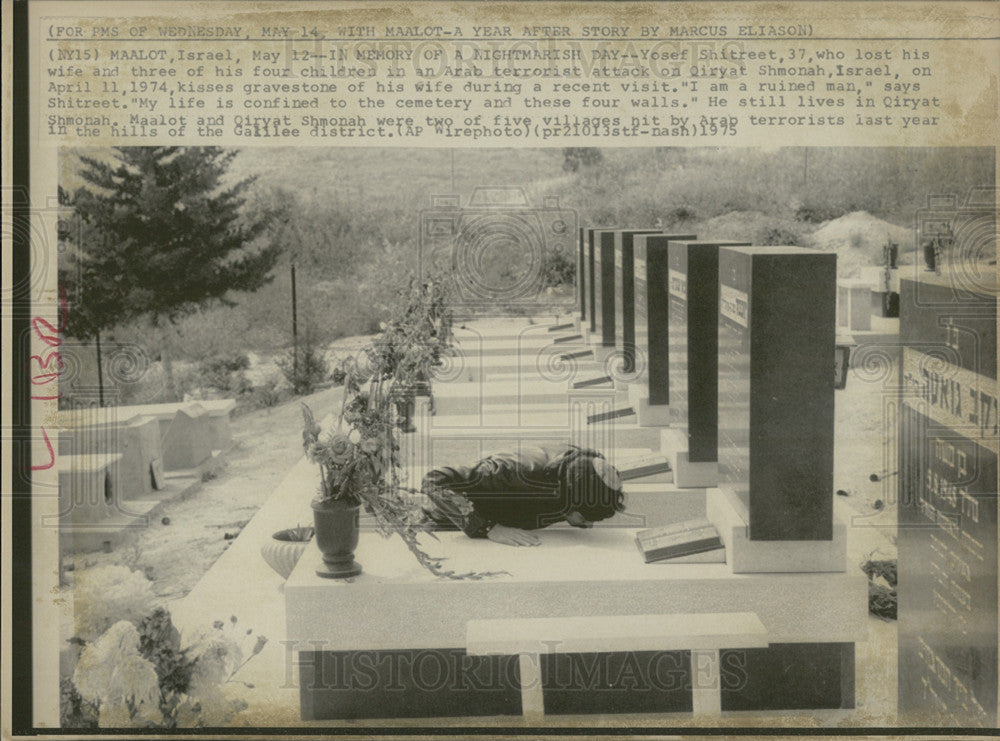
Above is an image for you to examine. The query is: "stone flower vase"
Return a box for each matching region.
[260,527,314,580]
[311,496,362,579]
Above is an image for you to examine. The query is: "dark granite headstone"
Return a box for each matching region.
[667,241,750,463]
[593,230,617,347]
[897,270,998,727]
[614,229,663,374]
[578,227,587,320]
[632,233,697,405]
[587,228,598,333]
[716,246,836,541]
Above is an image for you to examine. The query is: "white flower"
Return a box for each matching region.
[74,566,157,642]
[348,429,361,444]
[185,627,243,686]
[74,621,160,726]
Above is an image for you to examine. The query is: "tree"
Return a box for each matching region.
[61,147,280,401]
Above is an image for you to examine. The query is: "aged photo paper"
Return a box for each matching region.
[3,1,998,738]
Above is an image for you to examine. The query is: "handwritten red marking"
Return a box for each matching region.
[31,427,56,471]
[29,350,64,385]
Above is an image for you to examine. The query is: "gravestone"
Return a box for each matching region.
[578,227,587,322]
[57,408,163,500]
[897,269,997,727]
[631,233,697,425]
[663,240,750,486]
[613,229,663,374]
[837,279,872,332]
[587,228,598,334]
[161,405,214,471]
[716,246,836,541]
[592,229,617,350]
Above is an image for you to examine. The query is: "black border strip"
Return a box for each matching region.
[12,0,34,735]
[23,726,1000,736]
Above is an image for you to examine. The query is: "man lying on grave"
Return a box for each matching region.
[420,444,625,546]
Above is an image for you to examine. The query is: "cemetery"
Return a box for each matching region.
[52,148,995,730]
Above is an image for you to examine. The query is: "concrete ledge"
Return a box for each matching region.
[623,482,707,527]
[706,488,847,573]
[660,428,718,488]
[466,612,768,655]
[635,397,673,428]
[592,345,618,364]
[671,452,719,489]
[286,527,869,651]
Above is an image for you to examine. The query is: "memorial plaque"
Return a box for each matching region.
[632,233,697,405]
[593,230,617,347]
[614,229,663,374]
[578,227,587,320]
[667,241,750,463]
[897,271,998,727]
[716,246,836,541]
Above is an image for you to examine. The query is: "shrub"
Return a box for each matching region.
[277,342,329,396]
[198,352,251,396]
[760,226,804,246]
[249,379,283,409]
[662,205,697,225]
[795,204,843,223]
[543,245,576,287]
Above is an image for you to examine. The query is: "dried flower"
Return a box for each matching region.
[325,432,352,464]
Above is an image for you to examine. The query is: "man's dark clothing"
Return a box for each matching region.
[421,444,607,537]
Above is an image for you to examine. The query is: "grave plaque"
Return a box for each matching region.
[632,233,697,405]
[593,230,617,347]
[578,227,587,321]
[716,246,836,541]
[897,271,998,727]
[667,240,750,463]
[614,229,663,374]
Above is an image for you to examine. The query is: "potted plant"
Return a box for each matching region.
[259,524,314,580]
[301,279,495,580]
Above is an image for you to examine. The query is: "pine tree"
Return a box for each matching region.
[61,147,280,401]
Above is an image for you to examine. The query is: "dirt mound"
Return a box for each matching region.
[698,210,812,247]
[806,211,912,278]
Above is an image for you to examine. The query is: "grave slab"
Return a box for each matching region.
[613,229,666,375]
[578,226,587,322]
[838,278,873,332]
[661,240,750,486]
[631,233,698,424]
[161,405,215,471]
[592,230,618,349]
[896,268,998,727]
[57,413,163,501]
[717,246,837,541]
[286,526,867,719]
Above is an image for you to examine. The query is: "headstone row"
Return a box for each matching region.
[576,225,838,544]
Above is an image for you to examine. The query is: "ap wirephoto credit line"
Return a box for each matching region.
[3,1,999,739]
